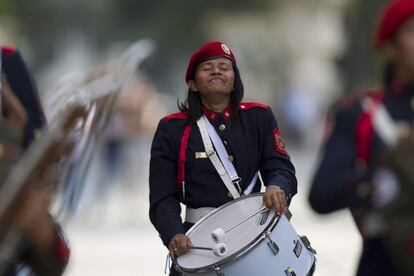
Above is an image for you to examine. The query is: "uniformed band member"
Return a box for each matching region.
[149,41,297,275]
[309,1,414,275]
[1,46,45,148]
[0,46,69,275]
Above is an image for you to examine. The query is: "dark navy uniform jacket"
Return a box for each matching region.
[309,85,414,276]
[1,46,46,148]
[149,103,297,246]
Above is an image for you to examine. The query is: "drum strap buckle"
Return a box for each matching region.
[232,177,243,195]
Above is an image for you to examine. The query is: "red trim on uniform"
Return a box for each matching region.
[177,125,192,187]
[322,110,334,144]
[355,111,374,164]
[391,80,404,95]
[272,129,287,156]
[239,102,269,110]
[56,234,70,263]
[410,234,414,256]
[354,91,384,164]
[164,111,187,121]
[1,46,17,55]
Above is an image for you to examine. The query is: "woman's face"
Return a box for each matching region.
[188,57,235,99]
[387,17,414,78]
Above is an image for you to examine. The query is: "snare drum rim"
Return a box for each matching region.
[176,193,281,273]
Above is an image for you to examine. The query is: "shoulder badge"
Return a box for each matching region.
[273,129,287,156]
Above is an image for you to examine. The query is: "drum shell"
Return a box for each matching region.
[176,194,316,276]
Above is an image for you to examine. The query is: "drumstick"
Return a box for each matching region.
[190,243,228,257]
[211,206,268,243]
[224,206,267,233]
[190,246,212,251]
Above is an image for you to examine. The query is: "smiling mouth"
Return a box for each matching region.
[209,77,225,82]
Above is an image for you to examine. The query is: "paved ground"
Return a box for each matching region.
[63,145,361,276]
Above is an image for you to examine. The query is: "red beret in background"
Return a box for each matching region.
[375,0,414,49]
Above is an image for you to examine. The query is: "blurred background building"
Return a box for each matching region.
[0,0,389,275]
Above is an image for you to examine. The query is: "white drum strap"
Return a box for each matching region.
[363,97,398,147]
[197,115,259,197]
[197,116,241,199]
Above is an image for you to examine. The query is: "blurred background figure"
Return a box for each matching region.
[0,0,398,275]
[309,1,414,275]
[0,46,69,276]
[378,134,414,275]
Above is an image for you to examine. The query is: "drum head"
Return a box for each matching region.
[177,193,276,272]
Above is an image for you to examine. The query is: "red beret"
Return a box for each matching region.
[185,41,237,83]
[375,0,414,49]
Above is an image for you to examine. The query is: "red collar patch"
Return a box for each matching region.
[202,105,232,121]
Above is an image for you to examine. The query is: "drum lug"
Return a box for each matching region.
[213,266,225,276]
[265,233,279,255]
[300,235,317,254]
[285,266,297,276]
[285,208,293,221]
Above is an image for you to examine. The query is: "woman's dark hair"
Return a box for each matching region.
[383,62,395,92]
[178,64,244,125]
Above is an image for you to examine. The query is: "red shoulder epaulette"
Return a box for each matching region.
[364,89,384,102]
[164,111,187,121]
[1,45,17,56]
[239,102,269,110]
[335,89,384,109]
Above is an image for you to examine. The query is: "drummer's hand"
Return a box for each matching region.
[263,185,286,215]
[169,234,192,259]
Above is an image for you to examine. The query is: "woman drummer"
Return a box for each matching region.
[149,41,297,275]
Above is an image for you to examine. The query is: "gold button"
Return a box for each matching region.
[228,155,234,162]
[356,182,371,198]
[219,124,226,131]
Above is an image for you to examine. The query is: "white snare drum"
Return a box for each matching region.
[176,193,316,276]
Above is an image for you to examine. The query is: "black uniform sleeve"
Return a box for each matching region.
[2,49,46,148]
[149,119,185,247]
[259,107,297,201]
[309,106,370,214]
